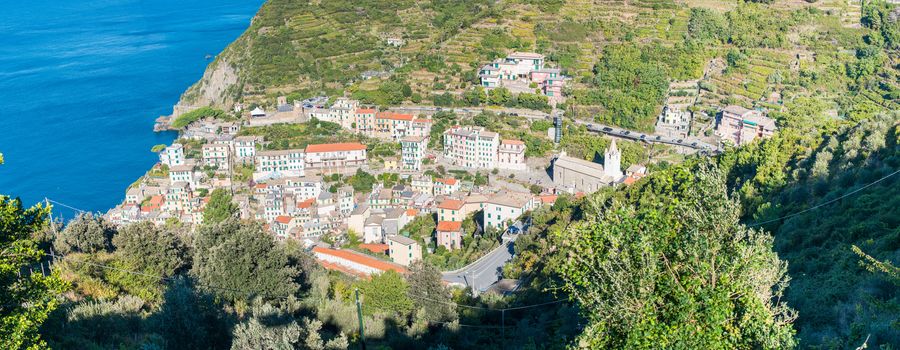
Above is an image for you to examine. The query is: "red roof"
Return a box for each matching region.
[149,195,164,205]
[406,209,418,217]
[436,221,463,232]
[435,178,458,185]
[356,108,376,114]
[255,183,268,189]
[305,142,367,153]
[312,247,407,274]
[502,139,525,145]
[437,199,464,210]
[376,112,414,121]
[539,195,558,204]
[359,244,389,254]
[275,216,292,224]
[297,198,315,209]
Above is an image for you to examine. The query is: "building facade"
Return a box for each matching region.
[304,142,367,171]
[443,126,500,169]
[716,105,776,146]
[254,149,305,181]
[498,139,527,171]
[387,235,421,267]
[400,136,427,171]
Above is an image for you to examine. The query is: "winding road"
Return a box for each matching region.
[441,221,526,293]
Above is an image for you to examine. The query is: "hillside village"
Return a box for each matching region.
[108,89,699,277]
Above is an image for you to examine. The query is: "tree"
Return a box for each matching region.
[150,144,167,153]
[109,222,190,300]
[154,277,230,350]
[557,163,796,349]
[0,195,67,349]
[203,189,238,225]
[231,302,348,350]
[53,212,115,255]
[406,261,457,323]
[488,87,511,106]
[357,270,413,316]
[193,219,298,302]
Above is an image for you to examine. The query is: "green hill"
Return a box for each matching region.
[180,0,899,132]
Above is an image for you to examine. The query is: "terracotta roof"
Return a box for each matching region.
[255,183,268,189]
[436,221,463,232]
[502,139,525,145]
[297,198,315,209]
[355,108,376,114]
[437,199,464,210]
[312,247,407,274]
[305,142,367,153]
[376,112,414,121]
[539,194,558,204]
[435,178,457,185]
[359,244,389,254]
[149,195,164,205]
[275,216,292,224]
[406,209,418,217]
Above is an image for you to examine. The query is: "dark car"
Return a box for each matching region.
[691,142,698,147]
[640,134,646,139]
[676,139,683,143]
[603,127,612,132]
[655,136,661,140]
[623,131,631,135]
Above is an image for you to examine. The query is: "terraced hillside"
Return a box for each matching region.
[179,0,899,134]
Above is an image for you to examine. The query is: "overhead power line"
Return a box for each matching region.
[748,168,900,227]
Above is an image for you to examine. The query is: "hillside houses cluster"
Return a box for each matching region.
[478,52,569,103]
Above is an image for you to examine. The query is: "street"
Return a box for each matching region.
[441,221,526,293]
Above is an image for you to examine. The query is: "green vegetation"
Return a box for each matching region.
[202,189,238,225]
[170,107,228,129]
[150,144,166,153]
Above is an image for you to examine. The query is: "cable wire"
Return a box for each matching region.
[747,168,900,227]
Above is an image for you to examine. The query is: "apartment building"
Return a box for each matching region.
[254,149,305,181]
[436,221,464,250]
[159,143,184,167]
[716,105,776,146]
[234,136,260,161]
[400,136,427,171]
[485,191,534,231]
[304,142,367,172]
[498,139,526,171]
[443,126,500,169]
[387,235,421,267]
[201,143,230,168]
[354,108,376,134]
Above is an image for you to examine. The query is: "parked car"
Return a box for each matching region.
[603,127,613,132]
[655,136,661,140]
[623,131,631,135]
[691,142,698,147]
[676,139,683,143]
[640,134,646,139]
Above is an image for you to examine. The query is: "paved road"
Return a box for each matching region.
[441,221,526,293]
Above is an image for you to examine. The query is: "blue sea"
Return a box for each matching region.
[0,0,263,220]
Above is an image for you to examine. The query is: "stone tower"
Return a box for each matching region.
[604,139,623,180]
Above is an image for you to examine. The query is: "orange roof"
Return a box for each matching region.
[356,108,376,114]
[305,142,367,153]
[406,209,418,217]
[623,175,643,185]
[502,139,525,145]
[359,244,389,254]
[436,221,463,232]
[312,247,407,274]
[435,178,457,185]
[413,118,433,123]
[437,199,464,210]
[297,198,315,209]
[539,194,558,204]
[255,183,268,189]
[376,112,414,121]
[149,195,164,205]
[275,216,292,224]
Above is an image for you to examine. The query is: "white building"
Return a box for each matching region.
[656,106,691,138]
[327,97,359,130]
[201,144,230,168]
[400,136,427,171]
[168,165,196,189]
[234,136,260,162]
[604,140,624,180]
[443,126,500,169]
[484,191,534,231]
[304,143,367,172]
[498,139,527,171]
[254,149,305,181]
[159,144,184,167]
[716,105,776,146]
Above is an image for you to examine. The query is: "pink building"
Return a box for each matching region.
[354,108,376,134]
[498,139,526,171]
[436,221,464,250]
[716,105,776,146]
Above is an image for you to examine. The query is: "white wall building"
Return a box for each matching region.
[484,191,534,231]
[159,144,184,167]
[234,136,260,161]
[400,136,427,171]
[304,143,367,171]
[387,235,421,267]
[201,144,230,168]
[443,126,500,170]
[254,149,305,181]
[498,139,527,171]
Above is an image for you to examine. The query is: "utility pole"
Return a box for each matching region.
[355,288,366,350]
[470,271,477,297]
